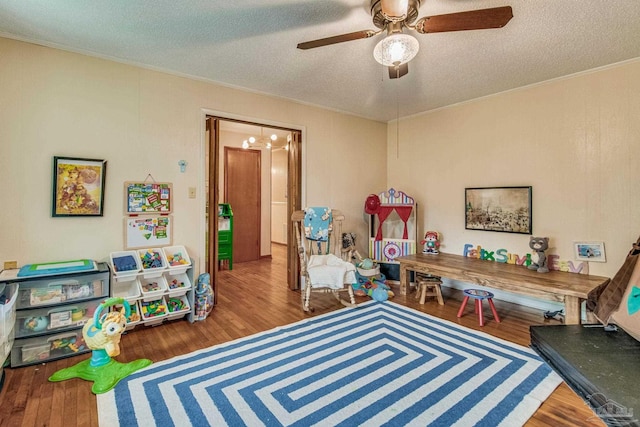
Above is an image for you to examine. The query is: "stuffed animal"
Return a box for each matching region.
[353,271,394,300]
[341,232,363,262]
[421,231,440,254]
[528,237,550,273]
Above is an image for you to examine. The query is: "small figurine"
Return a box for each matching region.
[421,231,440,255]
[528,237,550,273]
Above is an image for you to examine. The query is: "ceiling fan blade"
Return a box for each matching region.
[415,6,513,34]
[389,62,409,79]
[297,30,378,50]
[381,0,409,18]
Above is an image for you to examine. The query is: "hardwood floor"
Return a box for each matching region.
[0,244,604,427]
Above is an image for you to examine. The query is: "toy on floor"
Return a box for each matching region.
[528,237,550,273]
[194,273,213,321]
[421,231,440,254]
[48,297,152,394]
[353,270,394,301]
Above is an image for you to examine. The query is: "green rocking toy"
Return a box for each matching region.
[49,297,152,394]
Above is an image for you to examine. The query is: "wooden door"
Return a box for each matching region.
[225,147,261,263]
[287,130,302,290]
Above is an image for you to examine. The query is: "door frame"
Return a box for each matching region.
[200,109,305,300]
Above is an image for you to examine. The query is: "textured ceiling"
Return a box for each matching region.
[1,0,640,122]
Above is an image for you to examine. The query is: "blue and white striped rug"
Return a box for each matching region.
[97,301,562,426]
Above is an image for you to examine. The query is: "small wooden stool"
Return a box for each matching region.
[457,289,500,326]
[415,274,444,305]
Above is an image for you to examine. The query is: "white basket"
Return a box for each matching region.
[1,283,18,342]
[138,248,168,278]
[112,279,141,302]
[166,294,190,320]
[112,301,141,331]
[162,245,191,275]
[110,251,141,278]
[166,272,192,297]
[140,297,168,326]
[138,275,167,302]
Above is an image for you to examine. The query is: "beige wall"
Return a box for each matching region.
[388,59,640,281]
[3,35,638,290]
[0,37,387,273]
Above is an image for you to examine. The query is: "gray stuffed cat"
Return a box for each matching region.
[528,237,549,273]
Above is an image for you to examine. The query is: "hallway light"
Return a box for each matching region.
[243,128,277,150]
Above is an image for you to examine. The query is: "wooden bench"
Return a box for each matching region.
[396,252,609,325]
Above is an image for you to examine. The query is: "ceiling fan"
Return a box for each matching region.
[297,0,513,79]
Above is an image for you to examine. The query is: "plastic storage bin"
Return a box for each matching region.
[110,250,141,278]
[138,276,167,301]
[166,272,192,297]
[0,328,13,366]
[138,248,167,278]
[12,329,88,367]
[112,278,141,302]
[140,297,168,326]
[166,294,190,320]
[1,283,18,344]
[16,271,108,310]
[162,245,191,275]
[16,299,100,339]
[112,300,141,331]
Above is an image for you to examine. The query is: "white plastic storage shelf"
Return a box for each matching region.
[109,246,194,329]
[1,283,18,366]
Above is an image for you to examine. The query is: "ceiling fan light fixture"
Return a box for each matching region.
[373,33,419,66]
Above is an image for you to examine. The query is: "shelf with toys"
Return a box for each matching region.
[109,245,194,329]
[0,262,111,368]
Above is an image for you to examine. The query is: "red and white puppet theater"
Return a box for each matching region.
[365,188,417,282]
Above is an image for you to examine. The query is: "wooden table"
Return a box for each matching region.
[396,252,609,324]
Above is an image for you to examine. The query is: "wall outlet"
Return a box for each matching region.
[188,187,196,198]
[4,260,18,269]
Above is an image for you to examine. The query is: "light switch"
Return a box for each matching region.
[188,187,196,198]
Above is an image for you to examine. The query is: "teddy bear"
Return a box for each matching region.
[528,237,550,273]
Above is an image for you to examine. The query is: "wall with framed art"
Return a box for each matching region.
[465,186,532,235]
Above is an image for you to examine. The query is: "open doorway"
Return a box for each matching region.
[205,116,302,303]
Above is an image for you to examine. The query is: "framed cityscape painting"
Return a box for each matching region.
[465,186,532,234]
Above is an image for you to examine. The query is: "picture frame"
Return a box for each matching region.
[465,186,532,234]
[52,156,107,217]
[574,241,606,262]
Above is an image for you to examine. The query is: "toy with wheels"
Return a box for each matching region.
[48,297,152,394]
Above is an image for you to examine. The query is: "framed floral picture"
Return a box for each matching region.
[52,156,107,217]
